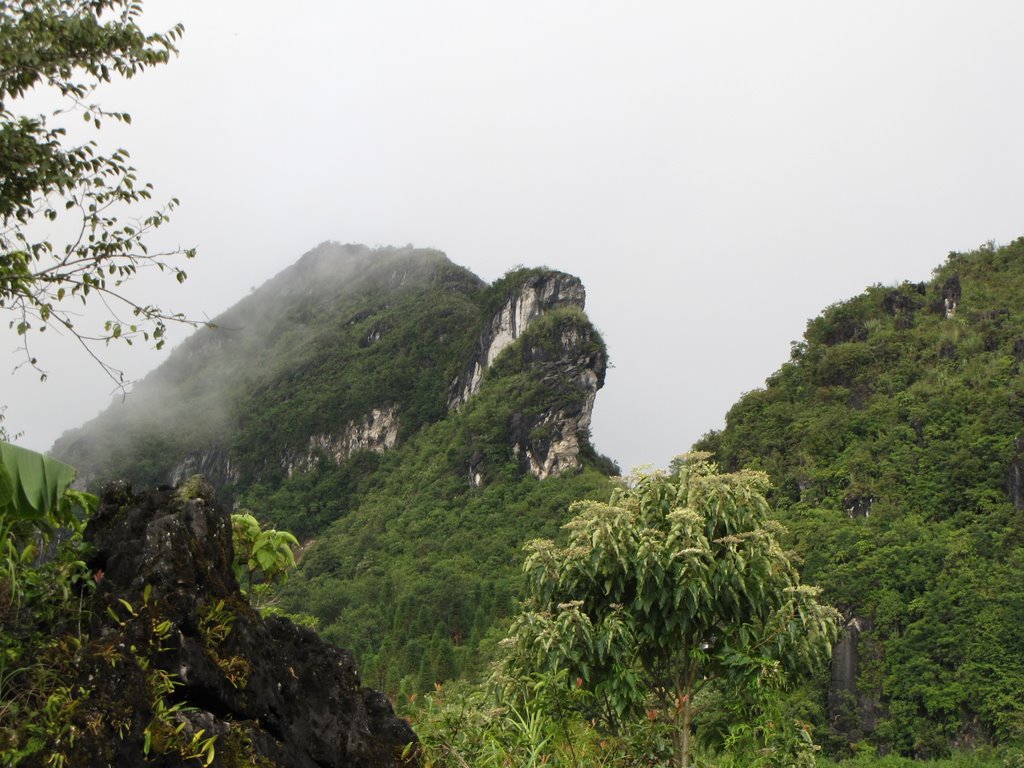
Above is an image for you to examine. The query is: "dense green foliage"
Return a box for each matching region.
[54,244,486,494]
[411,672,690,767]
[503,459,839,767]
[409,676,1021,768]
[0,443,97,765]
[277,306,616,694]
[53,245,619,699]
[0,0,194,384]
[696,239,1024,756]
[50,225,1024,761]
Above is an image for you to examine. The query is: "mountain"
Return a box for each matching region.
[695,238,1024,756]
[53,242,618,692]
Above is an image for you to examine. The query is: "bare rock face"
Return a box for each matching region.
[169,443,239,487]
[169,407,401,487]
[506,313,606,481]
[447,270,604,482]
[829,613,879,744]
[1007,434,1024,510]
[281,406,400,479]
[448,272,587,410]
[62,481,416,767]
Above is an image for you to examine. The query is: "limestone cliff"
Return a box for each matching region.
[448,271,587,410]
[449,270,602,482]
[279,406,400,479]
[505,313,606,481]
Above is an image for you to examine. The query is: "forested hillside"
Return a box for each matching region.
[49,238,1024,761]
[53,242,618,695]
[696,239,1024,756]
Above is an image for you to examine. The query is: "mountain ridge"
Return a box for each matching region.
[51,242,618,693]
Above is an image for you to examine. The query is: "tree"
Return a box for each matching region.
[505,454,840,767]
[1,0,193,385]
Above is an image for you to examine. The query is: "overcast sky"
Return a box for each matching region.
[4,1,1023,472]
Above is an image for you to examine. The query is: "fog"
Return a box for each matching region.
[3,1,1023,471]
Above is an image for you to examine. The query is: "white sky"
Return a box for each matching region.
[4,1,1023,472]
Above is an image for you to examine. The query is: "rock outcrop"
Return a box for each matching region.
[167,407,401,488]
[280,406,400,479]
[169,443,239,487]
[446,270,603,481]
[829,614,879,743]
[1007,435,1024,510]
[448,271,587,410]
[63,481,415,767]
[507,317,606,480]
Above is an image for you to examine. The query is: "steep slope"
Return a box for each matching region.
[280,304,616,693]
[53,243,487,495]
[53,243,618,695]
[696,239,1024,756]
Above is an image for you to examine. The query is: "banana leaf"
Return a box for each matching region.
[0,441,79,531]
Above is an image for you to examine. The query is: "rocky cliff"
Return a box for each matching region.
[447,271,587,410]
[504,311,605,481]
[57,480,415,767]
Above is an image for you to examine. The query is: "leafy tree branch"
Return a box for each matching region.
[0,0,196,387]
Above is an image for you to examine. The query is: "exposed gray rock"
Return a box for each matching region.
[169,443,239,487]
[1007,435,1024,510]
[281,406,400,478]
[829,614,879,743]
[448,272,586,410]
[942,274,961,318]
[506,314,606,480]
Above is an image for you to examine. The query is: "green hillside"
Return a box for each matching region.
[52,243,618,694]
[53,243,488,496]
[696,239,1024,756]
[50,238,1024,759]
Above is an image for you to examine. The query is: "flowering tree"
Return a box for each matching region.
[506,454,840,767]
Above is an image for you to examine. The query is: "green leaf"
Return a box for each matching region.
[0,461,14,512]
[255,548,277,571]
[0,441,77,524]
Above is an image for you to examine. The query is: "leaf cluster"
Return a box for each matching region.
[1,0,195,385]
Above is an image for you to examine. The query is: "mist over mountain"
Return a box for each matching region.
[53,242,619,690]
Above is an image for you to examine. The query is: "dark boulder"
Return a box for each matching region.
[61,480,416,767]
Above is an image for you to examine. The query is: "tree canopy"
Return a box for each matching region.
[0,0,193,384]
[505,455,840,767]
[698,239,1024,755]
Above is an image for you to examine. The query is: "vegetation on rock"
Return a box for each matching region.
[697,238,1024,757]
[31,227,1024,765]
